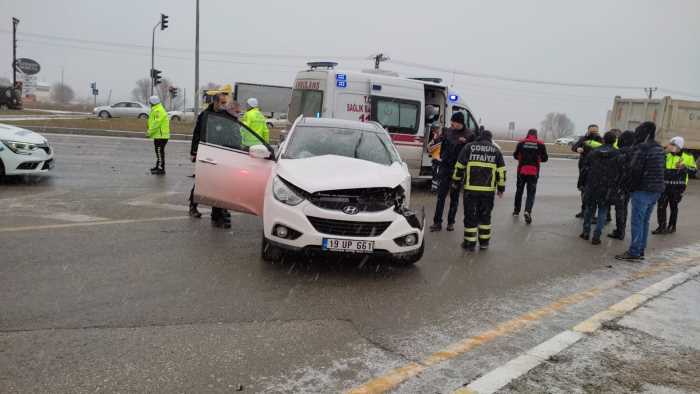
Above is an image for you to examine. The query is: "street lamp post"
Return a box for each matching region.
[194,0,200,118]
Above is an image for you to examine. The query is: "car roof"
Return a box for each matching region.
[296,117,385,133]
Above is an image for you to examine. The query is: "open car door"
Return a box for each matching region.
[194,111,275,216]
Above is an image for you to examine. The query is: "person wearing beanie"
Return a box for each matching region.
[616,121,665,261]
[241,97,270,145]
[146,95,170,175]
[451,129,506,251]
[608,130,636,240]
[580,131,621,245]
[430,111,475,232]
[572,124,603,218]
[652,136,697,235]
[512,128,548,224]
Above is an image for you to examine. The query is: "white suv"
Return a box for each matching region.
[193,115,425,264]
[0,123,54,176]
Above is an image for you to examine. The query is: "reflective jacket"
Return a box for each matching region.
[241,107,270,145]
[513,134,548,176]
[147,103,170,139]
[664,151,698,188]
[452,140,506,193]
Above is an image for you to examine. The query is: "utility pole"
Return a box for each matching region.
[12,17,19,87]
[194,0,200,118]
[644,87,658,100]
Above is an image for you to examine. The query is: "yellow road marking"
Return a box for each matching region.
[347,255,700,394]
[0,216,188,233]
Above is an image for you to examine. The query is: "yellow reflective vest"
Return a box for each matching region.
[664,151,698,186]
[147,103,170,139]
[241,107,270,145]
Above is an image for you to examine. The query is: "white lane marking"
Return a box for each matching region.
[0,216,189,233]
[40,213,108,223]
[456,263,700,394]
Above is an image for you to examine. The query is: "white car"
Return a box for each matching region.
[265,113,289,129]
[169,108,196,122]
[94,101,150,119]
[193,115,425,264]
[0,123,54,176]
[555,137,577,146]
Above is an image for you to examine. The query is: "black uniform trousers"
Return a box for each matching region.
[463,192,495,247]
[433,169,461,225]
[612,192,630,236]
[153,139,168,170]
[657,188,684,228]
[514,174,537,214]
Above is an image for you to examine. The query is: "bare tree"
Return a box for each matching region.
[131,78,151,104]
[540,112,575,141]
[50,83,75,104]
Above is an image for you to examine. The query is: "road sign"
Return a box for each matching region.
[21,74,37,95]
[16,58,40,75]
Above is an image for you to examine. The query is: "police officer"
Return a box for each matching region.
[189,89,232,228]
[241,98,270,144]
[146,95,170,175]
[430,112,475,232]
[652,136,697,234]
[452,130,506,251]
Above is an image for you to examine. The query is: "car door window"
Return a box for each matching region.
[203,111,270,152]
[112,102,127,108]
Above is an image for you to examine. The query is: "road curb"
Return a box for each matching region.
[454,263,700,394]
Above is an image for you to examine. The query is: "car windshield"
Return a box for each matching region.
[282,125,400,166]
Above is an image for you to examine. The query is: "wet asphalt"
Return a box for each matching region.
[2,133,700,393]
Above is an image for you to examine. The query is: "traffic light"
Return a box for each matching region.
[169,86,178,98]
[151,69,162,85]
[161,14,169,30]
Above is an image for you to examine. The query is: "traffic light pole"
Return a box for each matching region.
[150,21,161,96]
[194,0,200,118]
[12,17,19,88]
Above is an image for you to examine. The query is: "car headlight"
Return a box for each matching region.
[2,140,39,155]
[272,176,305,206]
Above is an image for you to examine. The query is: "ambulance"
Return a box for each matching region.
[288,62,480,179]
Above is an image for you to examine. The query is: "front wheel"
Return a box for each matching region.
[98,110,110,119]
[138,113,148,119]
[171,115,181,122]
[261,236,284,262]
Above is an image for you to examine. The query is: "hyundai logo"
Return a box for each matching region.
[342,205,360,215]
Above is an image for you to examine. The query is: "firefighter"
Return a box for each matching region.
[430,112,475,232]
[652,136,697,234]
[512,128,548,224]
[146,95,170,175]
[189,89,232,228]
[241,97,270,145]
[452,130,506,251]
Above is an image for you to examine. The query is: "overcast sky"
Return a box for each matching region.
[2,0,699,134]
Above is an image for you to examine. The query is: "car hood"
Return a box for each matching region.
[0,123,47,144]
[276,155,408,193]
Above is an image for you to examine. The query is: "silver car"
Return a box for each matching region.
[94,101,150,119]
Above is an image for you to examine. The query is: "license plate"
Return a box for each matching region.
[322,238,374,253]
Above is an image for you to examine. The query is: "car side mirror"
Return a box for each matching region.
[249,144,271,159]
